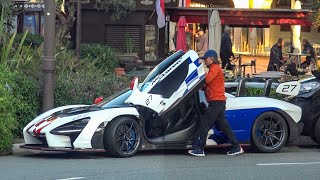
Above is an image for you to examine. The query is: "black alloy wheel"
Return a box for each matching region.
[104,116,141,158]
[251,112,288,153]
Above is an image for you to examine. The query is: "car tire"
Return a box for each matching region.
[103,116,141,158]
[251,112,288,153]
[312,119,320,145]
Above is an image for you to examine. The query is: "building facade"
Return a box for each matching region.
[81,0,318,64]
[12,0,319,64]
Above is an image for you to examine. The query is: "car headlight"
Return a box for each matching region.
[299,82,320,93]
[50,118,91,135]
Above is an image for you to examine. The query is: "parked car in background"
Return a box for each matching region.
[286,76,320,144]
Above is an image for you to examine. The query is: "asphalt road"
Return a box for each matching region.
[1,145,320,180]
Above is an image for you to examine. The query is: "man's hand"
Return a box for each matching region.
[204,67,209,73]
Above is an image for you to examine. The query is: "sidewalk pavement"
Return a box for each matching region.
[9,136,318,156]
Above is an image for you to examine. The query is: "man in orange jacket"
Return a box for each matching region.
[188,50,244,157]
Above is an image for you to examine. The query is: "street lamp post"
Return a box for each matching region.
[42,0,56,112]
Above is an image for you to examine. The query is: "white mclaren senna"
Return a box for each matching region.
[22,50,304,157]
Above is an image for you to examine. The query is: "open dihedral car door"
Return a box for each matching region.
[125,50,205,114]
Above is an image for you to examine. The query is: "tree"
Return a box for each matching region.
[308,0,320,26]
[0,0,14,33]
[55,0,136,47]
[94,0,136,21]
[55,0,77,47]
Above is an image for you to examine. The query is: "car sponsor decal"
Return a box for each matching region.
[151,58,183,85]
[73,113,89,120]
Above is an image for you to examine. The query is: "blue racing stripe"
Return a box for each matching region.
[193,58,201,67]
[185,70,198,85]
[188,57,193,64]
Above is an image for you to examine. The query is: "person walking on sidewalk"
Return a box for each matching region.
[188,50,244,157]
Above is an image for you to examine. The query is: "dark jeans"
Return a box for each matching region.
[194,101,239,150]
[301,58,312,67]
[267,62,280,71]
[221,57,232,70]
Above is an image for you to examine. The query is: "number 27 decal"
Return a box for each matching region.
[281,85,297,92]
[145,95,152,106]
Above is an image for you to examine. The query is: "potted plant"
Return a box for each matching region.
[117,33,137,64]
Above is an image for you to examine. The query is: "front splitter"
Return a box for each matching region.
[20,144,106,152]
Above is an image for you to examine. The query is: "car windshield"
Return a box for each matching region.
[93,88,132,108]
[298,79,320,97]
[140,50,184,91]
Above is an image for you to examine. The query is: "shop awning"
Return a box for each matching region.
[167,8,312,27]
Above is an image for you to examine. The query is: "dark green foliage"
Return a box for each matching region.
[17,46,42,80]
[9,73,40,136]
[80,43,119,73]
[14,34,44,48]
[94,0,136,21]
[55,48,130,106]
[0,0,14,32]
[0,66,40,138]
[0,66,17,151]
[307,0,320,26]
[55,71,130,106]
[0,92,15,151]
[246,87,285,100]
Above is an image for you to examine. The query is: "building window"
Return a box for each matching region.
[105,25,141,53]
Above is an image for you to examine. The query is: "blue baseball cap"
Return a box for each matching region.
[199,50,218,59]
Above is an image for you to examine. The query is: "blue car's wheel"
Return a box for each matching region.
[251,112,288,153]
[104,117,141,158]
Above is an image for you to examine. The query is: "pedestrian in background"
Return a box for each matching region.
[310,60,320,79]
[195,28,208,57]
[284,55,306,77]
[220,26,235,70]
[188,49,244,157]
[301,39,317,68]
[268,38,284,71]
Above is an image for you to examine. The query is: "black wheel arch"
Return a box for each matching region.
[274,110,304,143]
[108,115,142,127]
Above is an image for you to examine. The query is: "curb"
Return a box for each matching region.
[11,143,39,155]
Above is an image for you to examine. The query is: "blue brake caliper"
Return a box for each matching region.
[129,128,136,150]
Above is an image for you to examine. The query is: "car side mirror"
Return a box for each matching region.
[276,81,300,96]
[94,96,104,104]
[130,77,139,90]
